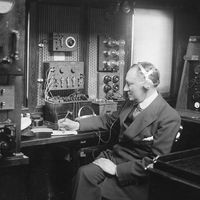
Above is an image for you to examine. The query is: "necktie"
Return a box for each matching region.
[132,104,142,118]
[124,104,142,126]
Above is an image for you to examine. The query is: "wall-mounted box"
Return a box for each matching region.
[43,61,84,91]
[0,85,15,110]
[176,36,200,119]
[49,33,78,52]
[92,100,117,115]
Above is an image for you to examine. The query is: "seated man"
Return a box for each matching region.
[58,62,181,200]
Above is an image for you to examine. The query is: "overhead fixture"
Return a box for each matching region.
[0,0,15,14]
[121,0,131,14]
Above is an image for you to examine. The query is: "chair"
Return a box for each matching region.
[101,125,184,200]
[171,125,183,152]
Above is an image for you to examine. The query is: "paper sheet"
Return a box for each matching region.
[52,130,78,136]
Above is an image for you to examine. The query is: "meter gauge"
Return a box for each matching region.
[189,76,200,88]
[192,91,200,101]
[65,36,76,49]
[194,84,200,91]
[194,64,200,74]
[194,102,200,109]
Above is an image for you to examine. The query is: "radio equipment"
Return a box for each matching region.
[43,61,84,92]
[97,35,125,100]
[44,100,92,129]
[188,61,200,110]
[176,36,200,117]
[0,123,16,158]
[97,35,125,72]
[97,72,123,100]
[50,33,78,52]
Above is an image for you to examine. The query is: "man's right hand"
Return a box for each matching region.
[58,118,80,131]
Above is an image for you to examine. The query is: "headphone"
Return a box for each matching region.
[137,63,160,87]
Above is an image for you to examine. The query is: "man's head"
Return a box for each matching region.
[124,62,160,102]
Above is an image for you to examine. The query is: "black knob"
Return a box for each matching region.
[103,85,112,93]
[103,75,112,84]
[113,84,119,92]
[113,75,119,83]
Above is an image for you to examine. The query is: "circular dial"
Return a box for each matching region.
[65,36,76,48]
[194,64,200,74]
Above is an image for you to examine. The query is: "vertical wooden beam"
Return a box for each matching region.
[28,1,39,111]
[79,2,90,95]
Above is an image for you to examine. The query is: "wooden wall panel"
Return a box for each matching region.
[172,10,200,105]
[0,0,25,151]
[28,1,132,110]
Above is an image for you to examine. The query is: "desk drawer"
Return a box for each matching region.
[75,137,100,148]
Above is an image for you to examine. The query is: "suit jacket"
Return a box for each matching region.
[78,95,181,200]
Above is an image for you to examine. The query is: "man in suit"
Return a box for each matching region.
[58,62,181,200]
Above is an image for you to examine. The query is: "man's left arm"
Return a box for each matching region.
[116,110,181,184]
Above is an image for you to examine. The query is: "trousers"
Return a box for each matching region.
[72,163,106,200]
[71,157,149,200]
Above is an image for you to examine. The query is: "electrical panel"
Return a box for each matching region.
[187,61,200,111]
[97,72,123,100]
[0,85,15,110]
[0,30,23,75]
[176,36,200,115]
[43,61,84,91]
[44,100,92,127]
[97,35,125,100]
[97,35,125,72]
[50,33,78,52]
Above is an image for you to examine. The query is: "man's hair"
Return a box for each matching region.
[131,62,160,87]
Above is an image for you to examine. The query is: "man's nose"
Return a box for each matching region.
[124,83,129,92]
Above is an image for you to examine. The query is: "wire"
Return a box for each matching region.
[95,100,128,145]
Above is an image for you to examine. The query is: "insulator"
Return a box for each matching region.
[103,85,112,93]
[113,75,120,83]
[103,75,112,84]
[113,84,119,92]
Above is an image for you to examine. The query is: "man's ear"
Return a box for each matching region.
[143,81,151,90]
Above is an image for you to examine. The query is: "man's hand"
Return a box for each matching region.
[58,118,80,131]
[93,158,117,176]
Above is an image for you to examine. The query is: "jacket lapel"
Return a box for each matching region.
[123,95,163,138]
[120,101,137,127]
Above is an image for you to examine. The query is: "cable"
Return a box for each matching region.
[96,100,129,145]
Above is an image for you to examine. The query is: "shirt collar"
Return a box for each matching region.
[139,90,158,110]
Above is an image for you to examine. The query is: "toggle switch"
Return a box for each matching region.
[0,102,6,108]
[0,89,5,96]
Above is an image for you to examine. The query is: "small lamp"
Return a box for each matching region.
[0,0,15,14]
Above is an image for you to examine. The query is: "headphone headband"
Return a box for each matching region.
[137,63,154,85]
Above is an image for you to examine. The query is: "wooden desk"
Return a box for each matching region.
[177,108,200,124]
[171,109,200,151]
[148,148,200,200]
[21,130,108,148]
[20,130,109,200]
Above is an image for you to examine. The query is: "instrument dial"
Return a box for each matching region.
[194,64,200,74]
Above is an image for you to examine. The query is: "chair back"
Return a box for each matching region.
[171,125,183,152]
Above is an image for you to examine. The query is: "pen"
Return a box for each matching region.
[62,110,72,122]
